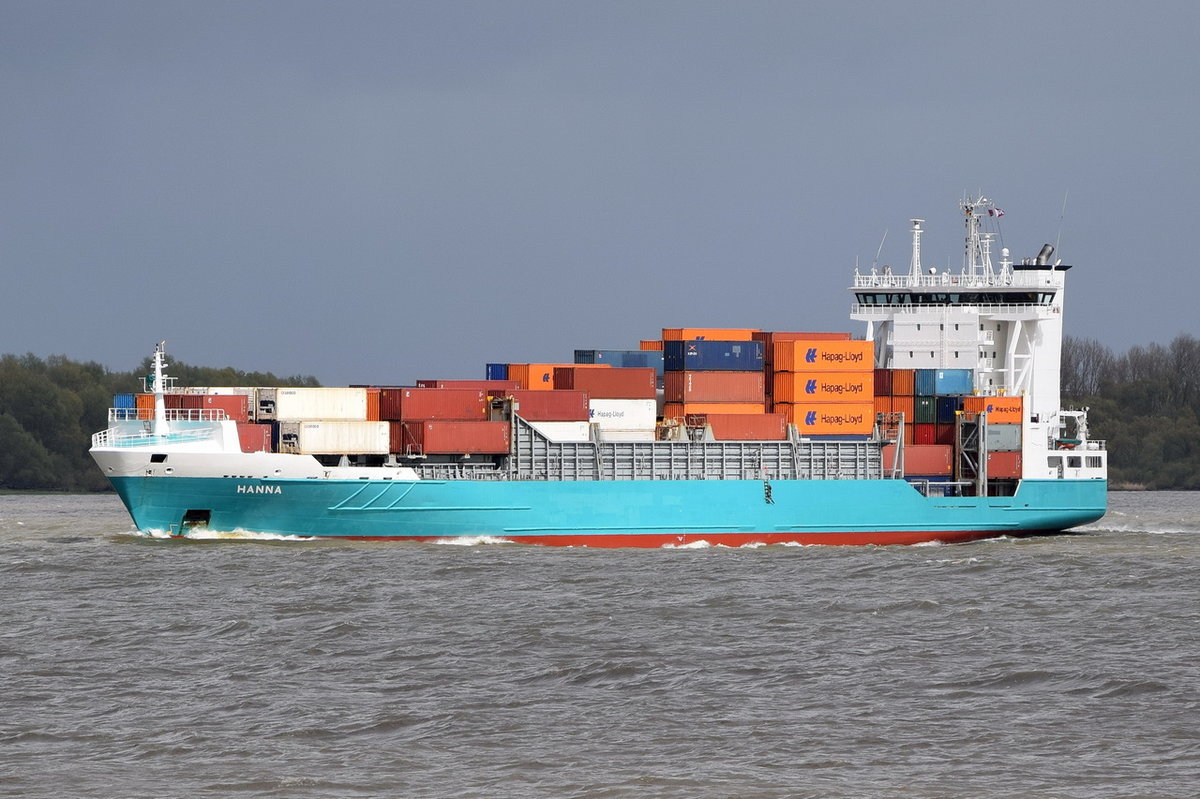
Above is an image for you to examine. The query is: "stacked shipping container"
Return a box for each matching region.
[770,339,875,436]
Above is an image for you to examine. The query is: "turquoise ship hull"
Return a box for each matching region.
[109,474,1107,546]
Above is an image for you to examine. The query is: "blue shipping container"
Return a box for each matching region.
[575,349,665,376]
[936,369,974,395]
[936,396,962,424]
[915,368,974,396]
[663,340,764,372]
[485,363,508,380]
[113,393,136,409]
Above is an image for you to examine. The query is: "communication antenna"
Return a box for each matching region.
[871,228,888,272]
[1055,189,1069,256]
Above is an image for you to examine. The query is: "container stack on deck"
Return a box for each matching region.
[768,339,875,436]
[127,323,1022,464]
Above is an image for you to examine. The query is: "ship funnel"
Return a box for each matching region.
[1036,243,1055,265]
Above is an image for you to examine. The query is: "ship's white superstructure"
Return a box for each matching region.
[851,196,1105,482]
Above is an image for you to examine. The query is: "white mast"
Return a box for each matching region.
[152,342,169,437]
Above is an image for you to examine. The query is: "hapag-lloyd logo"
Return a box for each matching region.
[806,348,865,365]
[236,484,282,494]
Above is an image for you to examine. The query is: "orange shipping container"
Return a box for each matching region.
[773,340,873,372]
[773,371,873,403]
[774,402,875,435]
[508,363,609,390]
[963,395,1024,424]
[874,396,893,415]
[890,395,915,422]
[701,412,787,441]
[664,371,764,403]
[639,339,664,351]
[661,327,758,342]
[890,369,916,396]
[663,402,766,418]
[366,388,381,421]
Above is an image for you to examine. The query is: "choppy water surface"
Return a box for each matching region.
[1,492,1198,798]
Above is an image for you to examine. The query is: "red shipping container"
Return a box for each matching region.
[874,368,893,396]
[664,371,764,403]
[702,412,787,441]
[505,390,589,421]
[392,421,511,455]
[553,367,657,399]
[236,422,273,453]
[416,379,522,392]
[935,422,956,445]
[913,423,937,445]
[200,394,249,423]
[986,451,1023,478]
[882,444,953,475]
[378,388,487,421]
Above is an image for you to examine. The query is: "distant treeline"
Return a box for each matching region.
[1063,334,1200,489]
[0,353,318,491]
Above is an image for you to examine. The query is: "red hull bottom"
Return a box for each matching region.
[331,529,1037,548]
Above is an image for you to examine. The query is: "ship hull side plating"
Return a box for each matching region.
[107,474,1106,546]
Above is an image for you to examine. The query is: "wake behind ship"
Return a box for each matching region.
[91,197,1107,545]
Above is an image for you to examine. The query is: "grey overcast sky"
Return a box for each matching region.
[2,1,1196,385]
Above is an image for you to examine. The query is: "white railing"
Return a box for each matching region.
[851,303,1055,318]
[108,408,229,422]
[852,271,1056,289]
[92,425,220,449]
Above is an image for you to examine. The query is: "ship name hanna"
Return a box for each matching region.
[236,485,282,494]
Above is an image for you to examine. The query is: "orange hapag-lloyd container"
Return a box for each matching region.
[963,395,1024,424]
[663,402,766,418]
[661,328,759,342]
[773,340,873,372]
[663,371,764,403]
[773,402,875,435]
[773,371,873,403]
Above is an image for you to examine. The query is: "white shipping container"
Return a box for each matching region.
[271,387,368,421]
[278,421,390,455]
[598,429,657,442]
[529,421,593,442]
[588,399,657,431]
[203,386,257,397]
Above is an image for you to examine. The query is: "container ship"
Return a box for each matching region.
[91,197,1107,546]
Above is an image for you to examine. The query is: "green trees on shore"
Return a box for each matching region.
[1,337,1198,491]
[1062,334,1200,489]
[0,353,317,491]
